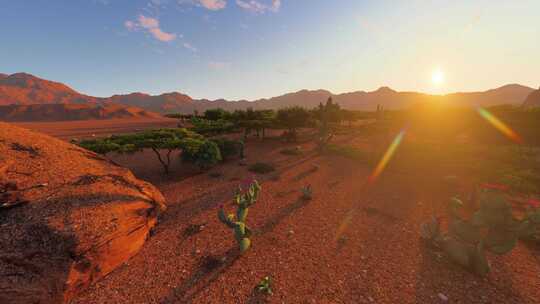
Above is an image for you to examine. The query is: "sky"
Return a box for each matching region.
[1,0,539,100]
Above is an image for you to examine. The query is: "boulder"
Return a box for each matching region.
[0,122,166,303]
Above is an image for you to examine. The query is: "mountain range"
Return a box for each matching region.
[523,86,540,108]
[0,72,537,121]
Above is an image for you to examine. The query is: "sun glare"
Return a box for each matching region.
[431,68,444,85]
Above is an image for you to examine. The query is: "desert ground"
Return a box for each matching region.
[14,117,178,141]
[16,119,540,304]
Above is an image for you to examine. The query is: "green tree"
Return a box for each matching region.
[276,106,311,142]
[204,108,230,121]
[233,108,275,140]
[77,128,220,174]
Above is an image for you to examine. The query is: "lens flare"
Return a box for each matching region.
[334,130,406,241]
[368,130,406,183]
[477,107,522,144]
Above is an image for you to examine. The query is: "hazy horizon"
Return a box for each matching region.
[2,0,539,100]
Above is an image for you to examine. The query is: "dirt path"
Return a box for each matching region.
[71,137,540,304]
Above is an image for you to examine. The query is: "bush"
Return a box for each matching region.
[248,162,276,174]
[181,138,222,170]
[211,138,242,160]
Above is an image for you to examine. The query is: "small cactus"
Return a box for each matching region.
[300,185,313,201]
[255,276,273,295]
[218,180,261,253]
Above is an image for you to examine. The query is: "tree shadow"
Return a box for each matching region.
[361,206,400,223]
[292,165,319,181]
[159,248,241,304]
[157,183,236,231]
[273,154,319,175]
[256,198,311,235]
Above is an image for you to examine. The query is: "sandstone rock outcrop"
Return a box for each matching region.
[0,122,166,303]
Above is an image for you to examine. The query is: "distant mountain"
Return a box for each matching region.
[0,73,99,105]
[0,72,535,117]
[522,86,540,108]
[0,103,161,122]
[108,92,193,113]
[0,73,163,121]
[184,84,532,113]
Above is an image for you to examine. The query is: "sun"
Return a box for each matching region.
[431,68,445,85]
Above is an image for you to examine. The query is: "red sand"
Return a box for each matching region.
[14,122,540,303]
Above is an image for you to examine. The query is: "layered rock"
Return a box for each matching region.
[0,122,166,303]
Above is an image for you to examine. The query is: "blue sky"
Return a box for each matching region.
[1,0,539,100]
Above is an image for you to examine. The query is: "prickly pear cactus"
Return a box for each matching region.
[218,180,261,253]
[422,190,533,276]
[518,203,540,242]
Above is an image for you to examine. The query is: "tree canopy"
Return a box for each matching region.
[78,128,220,173]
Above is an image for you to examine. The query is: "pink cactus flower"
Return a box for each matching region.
[240,175,256,188]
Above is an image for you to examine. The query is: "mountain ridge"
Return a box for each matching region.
[523,87,540,108]
[0,72,536,115]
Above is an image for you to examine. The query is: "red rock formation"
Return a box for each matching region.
[0,122,166,303]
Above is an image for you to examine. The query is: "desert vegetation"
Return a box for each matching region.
[4,2,540,302]
[11,99,540,304]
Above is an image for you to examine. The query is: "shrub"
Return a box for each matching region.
[211,138,243,160]
[248,162,275,174]
[181,138,222,170]
[218,180,261,253]
[255,276,273,295]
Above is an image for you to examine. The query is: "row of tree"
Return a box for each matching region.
[168,98,373,142]
[79,98,374,175]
